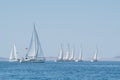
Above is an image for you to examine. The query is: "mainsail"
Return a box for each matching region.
[26,25,45,60]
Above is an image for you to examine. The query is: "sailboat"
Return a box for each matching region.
[64,44,70,61]
[9,43,19,62]
[20,25,45,63]
[91,47,98,62]
[69,47,75,61]
[55,44,64,62]
[75,48,83,62]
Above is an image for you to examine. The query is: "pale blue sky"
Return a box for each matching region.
[0,0,120,59]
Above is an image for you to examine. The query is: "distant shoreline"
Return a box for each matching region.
[1,57,120,61]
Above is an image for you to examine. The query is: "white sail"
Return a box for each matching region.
[26,34,36,58]
[75,47,82,62]
[58,44,63,60]
[78,48,82,61]
[55,44,64,62]
[93,48,98,60]
[23,24,45,62]
[69,47,74,60]
[64,44,70,60]
[91,47,98,62]
[9,44,18,62]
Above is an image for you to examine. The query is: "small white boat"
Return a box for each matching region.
[91,47,98,62]
[20,25,45,63]
[55,44,64,62]
[20,57,45,63]
[63,44,71,62]
[9,43,19,62]
[75,47,83,62]
[69,47,75,61]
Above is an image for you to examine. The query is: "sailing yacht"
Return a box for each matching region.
[55,44,64,62]
[64,44,70,61]
[75,48,83,62]
[69,47,75,61]
[20,25,45,63]
[91,47,98,62]
[9,43,19,62]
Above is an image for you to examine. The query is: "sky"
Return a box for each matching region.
[0,0,120,59]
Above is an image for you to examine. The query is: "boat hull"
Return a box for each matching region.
[91,59,97,62]
[20,57,45,63]
[75,59,83,62]
[9,59,20,62]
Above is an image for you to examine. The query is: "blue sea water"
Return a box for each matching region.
[0,61,120,80]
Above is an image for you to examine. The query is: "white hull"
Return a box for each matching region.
[20,58,45,63]
[9,59,19,62]
[91,59,97,62]
[75,59,82,62]
[20,60,45,63]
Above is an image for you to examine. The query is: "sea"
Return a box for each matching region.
[0,61,120,80]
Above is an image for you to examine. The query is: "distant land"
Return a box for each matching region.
[98,56,120,61]
[113,56,120,58]
[0,57,8,61]
[45,56,120,61]
[1,56,120,61]
[0,57,57,61]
